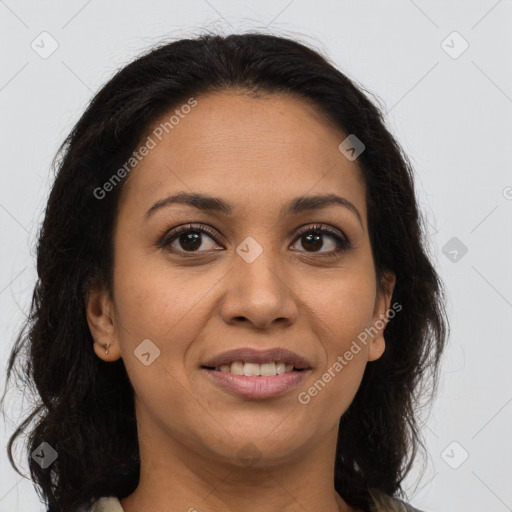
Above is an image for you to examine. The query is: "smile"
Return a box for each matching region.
[203,361,303,376]
[201,364,310,399]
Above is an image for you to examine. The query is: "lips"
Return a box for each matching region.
[200,347,312,371]
[202,368,309,399]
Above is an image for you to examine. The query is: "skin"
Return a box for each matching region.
[86,90,396,512]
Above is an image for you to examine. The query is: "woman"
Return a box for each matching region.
[2,33,448,512]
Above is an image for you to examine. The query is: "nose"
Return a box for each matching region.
[219,247,299,330]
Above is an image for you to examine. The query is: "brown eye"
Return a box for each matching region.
[160,224,223,255]
[291,224,351,257]
[158,223,351,259]
[173,231,204,252]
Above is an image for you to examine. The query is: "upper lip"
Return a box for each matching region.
[201,347,312,370]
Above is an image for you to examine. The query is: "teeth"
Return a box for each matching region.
[216,361,296,376]
[230,361,244,375]
[261,362,276,376]
[243,362,260,377]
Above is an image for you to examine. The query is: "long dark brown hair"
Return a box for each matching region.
[1,32,449,512]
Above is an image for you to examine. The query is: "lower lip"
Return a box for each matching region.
[201,368,310,399]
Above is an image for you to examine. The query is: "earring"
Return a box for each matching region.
[105,343,110,355]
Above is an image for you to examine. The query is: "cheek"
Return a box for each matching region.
[112,250,195,339]
[300,296,372,421]
[308,268,376,343]
[111,262,198,415]
[300,270,375,407]
[112,252,216,389]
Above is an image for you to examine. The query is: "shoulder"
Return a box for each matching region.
[75,496,124,512]
[368,491,424,512]
[69,494,424,512]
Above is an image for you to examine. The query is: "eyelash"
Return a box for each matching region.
[158,223,352,259]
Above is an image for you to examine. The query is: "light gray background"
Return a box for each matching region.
[1,1,511,511]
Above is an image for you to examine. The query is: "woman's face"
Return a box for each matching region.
[87,90,395,467]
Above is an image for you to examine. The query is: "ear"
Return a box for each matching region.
[368,270,396,362]
[85,285,121,362]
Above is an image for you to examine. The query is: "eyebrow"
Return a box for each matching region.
[145,191,363,228]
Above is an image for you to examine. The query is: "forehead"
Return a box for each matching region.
[120,90,366,220]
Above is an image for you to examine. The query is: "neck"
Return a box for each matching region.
[120,410,358,512]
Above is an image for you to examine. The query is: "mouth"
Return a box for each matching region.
[200,347,312,372]
[200,347,312,399]
[201,361,308,376]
